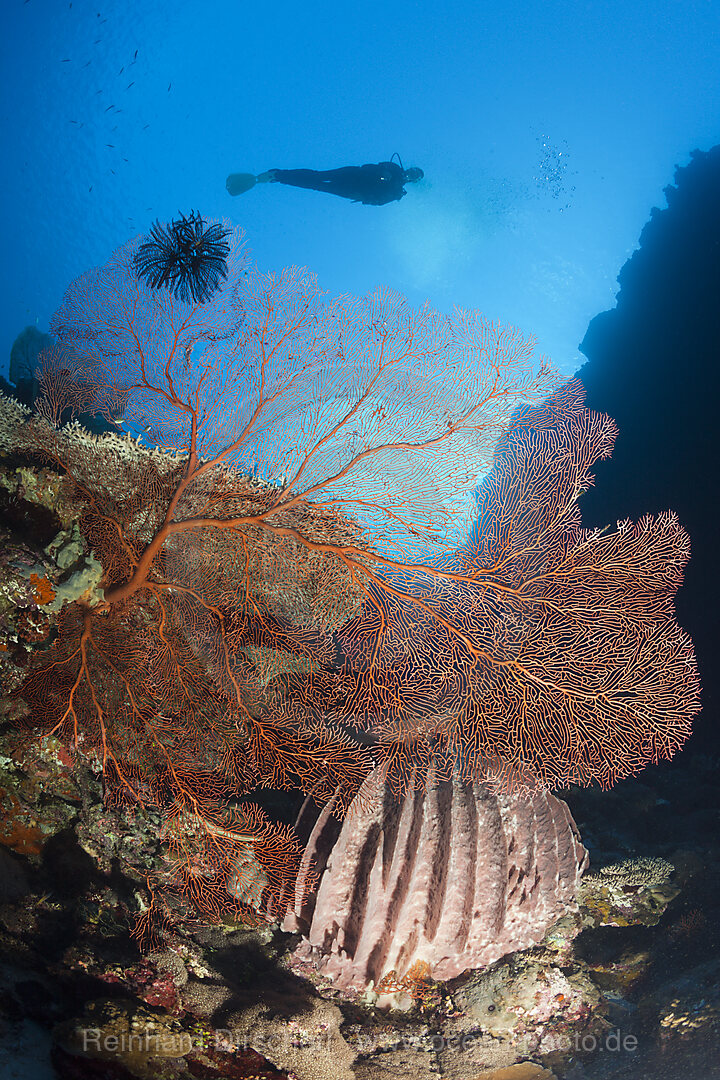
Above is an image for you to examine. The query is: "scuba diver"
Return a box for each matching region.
[226,155,424,206]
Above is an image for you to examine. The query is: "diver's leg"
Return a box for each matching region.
[271,167,364,200]
[269,169,329,192]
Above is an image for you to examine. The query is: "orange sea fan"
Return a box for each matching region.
[4,229,701,940]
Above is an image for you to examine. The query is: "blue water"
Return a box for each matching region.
[3,0,719,382]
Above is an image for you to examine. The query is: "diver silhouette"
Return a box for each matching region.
[226,155,424,206]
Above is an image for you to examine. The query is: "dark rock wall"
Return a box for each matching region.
[576,145,720,744]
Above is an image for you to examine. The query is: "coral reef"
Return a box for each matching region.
[1,733,719,1079]
[0,220,710,1077]
[1,229,574,941]
[579,856,679,927]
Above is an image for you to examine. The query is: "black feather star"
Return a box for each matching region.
[133,211,231,304]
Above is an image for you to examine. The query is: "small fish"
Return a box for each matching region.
[69,119,78,124]
[126,81,134,89]
[94,38,101,44]
[167,82,171,91]
[60,58,71,63]
[95,89,102,94]
[133,49,138,59]
[105,104,114,111]
[110,169,116,175]
[118,66,124,74]
[89,185,93,192]
[106,143,115,148]
[83,60,91,67]
[123,157,129,162]
[142,124,150,129]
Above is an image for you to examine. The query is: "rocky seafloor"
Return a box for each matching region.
[1,720,719,1080]
[0,412,718,1080]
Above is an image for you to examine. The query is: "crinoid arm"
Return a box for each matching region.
[133,211,231,304]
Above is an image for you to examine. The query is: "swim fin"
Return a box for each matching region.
[226,172,257,196]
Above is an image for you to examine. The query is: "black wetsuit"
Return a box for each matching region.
[268,162,408,205]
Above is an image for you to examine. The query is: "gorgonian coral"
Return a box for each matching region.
[2,225,701,947]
